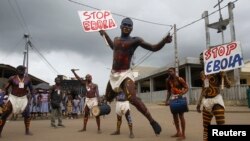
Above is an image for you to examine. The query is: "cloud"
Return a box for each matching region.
[0,0,249,94]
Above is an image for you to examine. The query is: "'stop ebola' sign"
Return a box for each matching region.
[78,10,117,32]
[203,41,244,75]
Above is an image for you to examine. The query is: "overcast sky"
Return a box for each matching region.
[0,0,249,94]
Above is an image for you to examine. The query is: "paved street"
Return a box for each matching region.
[0,103,249,141]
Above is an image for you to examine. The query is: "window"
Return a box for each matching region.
[240,79,247,84]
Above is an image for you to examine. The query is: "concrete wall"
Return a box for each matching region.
[138,85,249,106]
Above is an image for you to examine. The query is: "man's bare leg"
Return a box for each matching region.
[96,116,101,134]
[111,115,121,135]
[123,78,161,135]
[24,117,33,135]
[79,108,89,132]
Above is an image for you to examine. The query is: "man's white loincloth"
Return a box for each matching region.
[84,97,98,109]
[109,69,135,92]
[115,101,130,116]
[202,94,225,113]
[8,94,28,114]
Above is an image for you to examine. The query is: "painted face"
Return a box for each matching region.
[16,65,26,76]
[85,74,92,82]
[55,77,61,84]
[167,68,175,77]
[120,18,133,34]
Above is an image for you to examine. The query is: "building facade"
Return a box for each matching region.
[135,58,249,106]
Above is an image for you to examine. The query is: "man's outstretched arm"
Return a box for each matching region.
[139,34,172,52]
[99,30,114,49]
[71,69,85,85]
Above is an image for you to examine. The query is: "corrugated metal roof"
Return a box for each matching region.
[0,63,49,85]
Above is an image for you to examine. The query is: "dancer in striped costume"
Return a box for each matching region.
[197,53,232,141]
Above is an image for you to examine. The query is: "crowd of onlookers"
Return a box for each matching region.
[31,90,86,120]
[0,88,86,121]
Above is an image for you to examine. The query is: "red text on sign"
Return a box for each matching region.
[83,19,116,32]
[204,42,237,60]
[83,11,111,20]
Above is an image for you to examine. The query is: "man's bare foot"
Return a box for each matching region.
[25,131,33,136]
[97,129,102,134]
[177,135,186,140]
[110,131,120,135]
[51,124,57,128]
[129,133,135,138]
[171,133,182,138]
[78,129,86,132]
[150,120,161,135]
[57,124,65,127]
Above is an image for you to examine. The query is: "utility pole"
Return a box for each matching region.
[23,33,32,74]
[202,0,230,48]
[214,0,226,44]
[202,11,211,49]
[202,1,240,95]
[23,51,27,67]
[174,24,179,76]
[228,2,241,96]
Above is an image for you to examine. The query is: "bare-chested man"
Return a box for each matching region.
[165,67,189,140]
[0,65,33,137]
[71,70,101,134]
[99,17,172,135]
